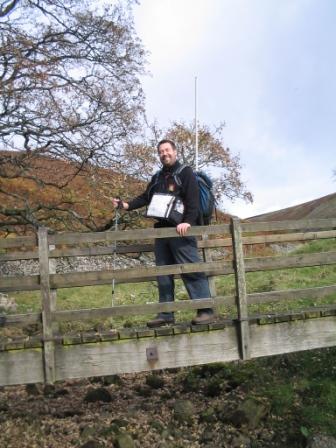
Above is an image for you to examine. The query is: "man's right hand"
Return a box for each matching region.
[112,198,129,210]
[176,222,191,236]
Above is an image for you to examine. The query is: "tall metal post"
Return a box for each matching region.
[195,76,199,171]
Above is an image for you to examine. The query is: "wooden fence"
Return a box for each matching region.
[1,218,336,386]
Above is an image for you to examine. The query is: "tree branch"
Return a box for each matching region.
[0,0,20,17]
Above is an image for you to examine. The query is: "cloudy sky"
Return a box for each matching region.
[133,0,336,218]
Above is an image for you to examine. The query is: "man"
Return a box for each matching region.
[113,139,214,327]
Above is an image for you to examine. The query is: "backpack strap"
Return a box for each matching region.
[152,170,161,183]
[149,164,189,195]
[172,163,188,187]
[147,170,161,200]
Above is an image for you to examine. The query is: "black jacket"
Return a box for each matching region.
[127,161,199,227]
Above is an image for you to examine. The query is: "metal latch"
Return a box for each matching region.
[146,346,158,361]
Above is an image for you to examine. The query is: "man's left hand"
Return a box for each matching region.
[176,223,191,236]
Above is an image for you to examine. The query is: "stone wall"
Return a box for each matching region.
[0,253,155,278]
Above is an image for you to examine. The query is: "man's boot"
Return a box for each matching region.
[191,310,215,325]
[147,315,175,328]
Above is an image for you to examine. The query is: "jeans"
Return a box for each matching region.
[154,236,212,319]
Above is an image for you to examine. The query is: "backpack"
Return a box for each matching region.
[151,164,216,225]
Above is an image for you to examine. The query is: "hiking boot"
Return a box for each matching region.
[191,312,215,325]
[147,316,175,328]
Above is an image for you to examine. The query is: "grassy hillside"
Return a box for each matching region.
[246,192,336,222]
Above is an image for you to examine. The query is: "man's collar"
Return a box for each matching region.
[162,160,180,173]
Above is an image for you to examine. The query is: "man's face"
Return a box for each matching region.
[158,142,177,167]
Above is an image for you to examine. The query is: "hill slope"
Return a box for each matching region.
[246,192,336,222]
[0,153,230,232]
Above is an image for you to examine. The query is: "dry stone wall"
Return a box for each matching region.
[0,253,155,278]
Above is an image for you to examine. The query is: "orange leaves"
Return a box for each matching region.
[0,152,147,232]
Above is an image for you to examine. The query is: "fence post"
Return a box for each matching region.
[38,226,56,384]
[231,217,250,360]
[201,231,217,302]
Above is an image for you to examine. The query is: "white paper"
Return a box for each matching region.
[147,193,175,218]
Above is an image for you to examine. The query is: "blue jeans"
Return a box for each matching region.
[154,236,212,319]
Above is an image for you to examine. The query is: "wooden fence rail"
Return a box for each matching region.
[1,218,336,386]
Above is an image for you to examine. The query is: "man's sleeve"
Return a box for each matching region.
[127,178,154,211]
[181,167,199,225]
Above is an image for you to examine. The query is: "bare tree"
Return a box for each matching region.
[0,0,146,232]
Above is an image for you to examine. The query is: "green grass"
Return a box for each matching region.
[215,238,336,316]
[265,348,336,437]
[293,237,336,254]
[182,346,336,439]
[7,279,195,332]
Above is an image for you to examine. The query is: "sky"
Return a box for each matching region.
[133,0,336,218]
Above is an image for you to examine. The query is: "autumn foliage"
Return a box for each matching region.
[0,151,147,233]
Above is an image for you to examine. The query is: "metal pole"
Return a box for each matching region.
[195,76,199,171]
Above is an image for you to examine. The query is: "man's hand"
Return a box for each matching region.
[112,198,129,210]
[176,222,191,236]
